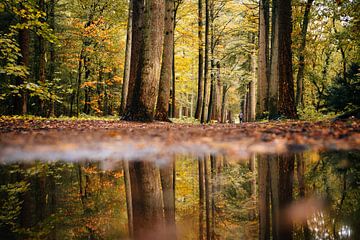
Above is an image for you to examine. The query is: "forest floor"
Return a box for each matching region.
[0,117,359,162]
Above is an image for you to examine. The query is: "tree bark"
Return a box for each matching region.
[124,0,144,113]
[296,154,310,240]
[257,0,270,116]
[120,0,133,116]
[17,8,30,115]
[48,0,56,117]
[269,0,297,119]
[195,0,204,119]
[200,0,210,123]
[258,155,270,240]
[204,156,210,240]
[129,161,164,239]
[250,37,257,121]
[123,161,134,238]
[277,0,297,118]
[160,161,176,237]
[198,157,205,240]
[207,61,215,123]
[123,0,165,121]
[295,0,314,108]
[155,0,174,121]
[268,0,279,119]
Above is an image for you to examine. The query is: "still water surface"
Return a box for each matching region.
[0,151,359,239]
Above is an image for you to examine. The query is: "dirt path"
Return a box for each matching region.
[0,118,359,162]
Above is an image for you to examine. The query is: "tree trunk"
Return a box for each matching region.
[120,0,133,116]
[257,0,270,116]
[160,161,176,237]
[48,0,56,117]
[76,49,84,117]
[278,155,294,240]
[198,157,205,240]
[123,0,165,121]
[200,0,210,123]
[123,161,134,238]
[195,0,204,119]
[124,0,144,113]
[129,161,164,239]
[155,0,174,121]
[277,0,297,118]
[215,62,222,122]
[295,0,314,108]
[269,155,280,240]
[258,155,270,240]
[268,0,279,119]
[204,156,210,240]
[250,40,257,121]
[269,0,297,119]
[207,61,215,123]
[18,10,30,115]
[210,155,217,239]
[296,154,310,240]
[220,85,227,123]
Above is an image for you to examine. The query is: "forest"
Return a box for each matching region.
[0,0,360,240]
[0,0,358,121]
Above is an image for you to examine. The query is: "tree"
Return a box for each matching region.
[123,0,165,121]
[120,0,133,116]
[195,0,204,119]
[257,0,269,117]
[269,0,297,119]
[129,161,164,239]
[200,0,210,123]
[295,0,314,108]
[155,0,175,121]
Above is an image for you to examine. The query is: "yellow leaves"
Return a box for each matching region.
[112,75,123,84]
[81,81,97,89]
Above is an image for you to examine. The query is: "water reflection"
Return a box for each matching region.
[0,151,359,239]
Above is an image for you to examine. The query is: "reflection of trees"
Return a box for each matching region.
[306,151,360,240]
[0,162,128,239]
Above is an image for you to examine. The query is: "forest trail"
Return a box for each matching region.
[1,118,359,162]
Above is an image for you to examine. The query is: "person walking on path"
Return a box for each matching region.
[239,112,243,123]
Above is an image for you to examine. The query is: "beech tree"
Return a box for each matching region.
[123,0,165,121]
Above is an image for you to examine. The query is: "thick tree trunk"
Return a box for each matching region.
[257,0,270,116]
[278,155,295,240]
[258,155,270,240]
[120,0,133,116]
[195,0,204,119]
[269,155,280,240]
[124,0,144,113]
[160,161,176,237]
[270,0,297,119]
[295,0,314,108]
[268,0,279,119]
[123,0,165,121]
[200,0,210,123]
[277,0,297,118]
[129,161,164,239]
[155,0,174,121]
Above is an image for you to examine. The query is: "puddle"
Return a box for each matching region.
[0,151,359,239]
